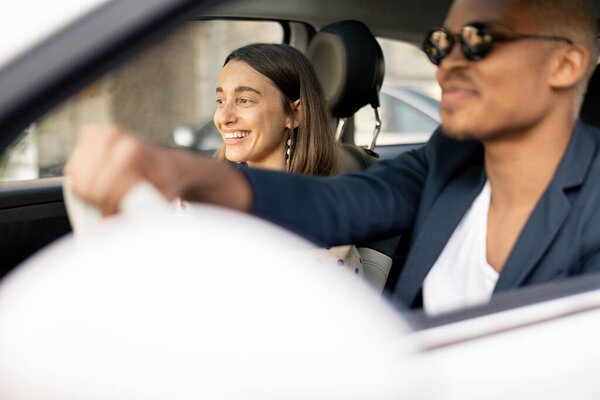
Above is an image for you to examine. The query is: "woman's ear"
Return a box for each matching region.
[549,44,590,89]
[286,99,302,129]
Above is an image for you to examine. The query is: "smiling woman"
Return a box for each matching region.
[215,59,294,170]
[214,43,339,175]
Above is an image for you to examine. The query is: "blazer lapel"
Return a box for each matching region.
[393,162,487,308]
[495,122,597,291]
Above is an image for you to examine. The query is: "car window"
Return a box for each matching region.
[0,20,283,182]
[354,38,439,148]
[385,94,438,133]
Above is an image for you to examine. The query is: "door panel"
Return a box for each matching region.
[0,178,71,277]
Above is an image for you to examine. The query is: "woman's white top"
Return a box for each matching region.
[423,181,499,316]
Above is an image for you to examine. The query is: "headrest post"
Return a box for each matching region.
[368,107,382,151]
[335,117,348,141]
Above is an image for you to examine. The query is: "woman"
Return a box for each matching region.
[213,43,362,275]
[214,43,338,175]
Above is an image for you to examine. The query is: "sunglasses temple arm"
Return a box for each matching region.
[494,33,573,45]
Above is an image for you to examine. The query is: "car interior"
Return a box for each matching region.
[1,0,600,327]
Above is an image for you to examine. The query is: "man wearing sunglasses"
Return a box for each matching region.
[67,0,600,315]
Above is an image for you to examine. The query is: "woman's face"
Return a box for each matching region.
[214,60,291,169]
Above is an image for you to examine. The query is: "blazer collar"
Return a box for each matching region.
[548,121,598,190]
[495,120,598,290]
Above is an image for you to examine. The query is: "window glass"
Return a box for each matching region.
[0,20,283,182]
[354,38,439,148]
[387,95,435,132]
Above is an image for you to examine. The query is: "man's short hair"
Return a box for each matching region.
[521,0,598,113]
[526,0,598,77]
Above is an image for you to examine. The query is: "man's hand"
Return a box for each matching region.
[64,124,253,216]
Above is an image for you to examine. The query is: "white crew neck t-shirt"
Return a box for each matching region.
[422,181,499,316]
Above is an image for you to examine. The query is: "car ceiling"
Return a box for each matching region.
[201,0,454,43]
[201,0,600,44]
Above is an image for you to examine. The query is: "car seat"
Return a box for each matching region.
[307,20,398,293]
[307,20,385,172]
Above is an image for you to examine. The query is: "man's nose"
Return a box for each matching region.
[438,40,470,69]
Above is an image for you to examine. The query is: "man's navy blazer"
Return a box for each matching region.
[243,121,600,309]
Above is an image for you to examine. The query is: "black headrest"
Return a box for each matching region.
[580,64,600,127]
[307,20,385,119]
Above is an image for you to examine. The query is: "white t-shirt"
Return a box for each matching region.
[422,181,499,316]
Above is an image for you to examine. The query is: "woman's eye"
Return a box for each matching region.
[216,99,224,105]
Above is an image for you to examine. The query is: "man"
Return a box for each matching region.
[66,0,600,314]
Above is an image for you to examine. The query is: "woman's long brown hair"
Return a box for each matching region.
[218,43,339,177]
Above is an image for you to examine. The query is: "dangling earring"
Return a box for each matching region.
[286,102,297,170]
[285,132,292,169]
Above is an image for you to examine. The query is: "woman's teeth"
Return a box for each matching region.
[225,131,250,139]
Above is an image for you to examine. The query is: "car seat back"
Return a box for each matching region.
[308,20,396,293]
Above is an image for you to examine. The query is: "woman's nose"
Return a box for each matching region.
[215,101,237,126]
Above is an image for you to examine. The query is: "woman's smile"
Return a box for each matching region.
[223,130,251,143]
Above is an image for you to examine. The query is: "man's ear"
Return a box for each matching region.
[549,45,590,89]
[286,99,302,129]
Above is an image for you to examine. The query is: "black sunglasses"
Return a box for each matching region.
[422,22,573,66]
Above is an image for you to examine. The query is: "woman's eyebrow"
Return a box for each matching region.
[215,86,261,95]
[235,86,261,95]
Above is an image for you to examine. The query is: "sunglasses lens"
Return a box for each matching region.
[423,29,453,65]
[460,24,493,61]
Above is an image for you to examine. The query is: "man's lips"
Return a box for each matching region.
[440,81,478,106]
[442,87,478,105]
